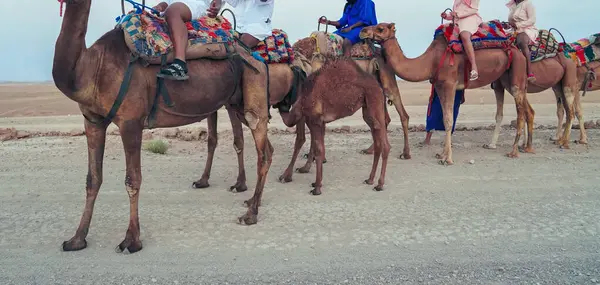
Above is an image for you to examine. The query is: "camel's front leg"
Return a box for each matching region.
[279,118,306,183]
[551,96,565,142]
[360,106,390,155]
[115,121,143,253]
[573,90,588,144]
[555,86,575,149]
[227,108,248,192]
[483,81,505,150]
[507,89,526,158]
[434,83,456,165]
[308,122,325,196]
[239,122,273,225]
[193,111,218,189]
[62,120,107,251]
[521,97,535,153]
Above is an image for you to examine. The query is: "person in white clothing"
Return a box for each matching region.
[153,0,223,81]
[225,0,274,49]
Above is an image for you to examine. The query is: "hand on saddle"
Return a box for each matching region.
[206,0,222,18]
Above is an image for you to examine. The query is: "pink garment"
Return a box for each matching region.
[507,0,538,44]
[446,0,482,34]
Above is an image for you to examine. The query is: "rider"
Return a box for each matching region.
[507,0,538,82]
[442,0,481,81]
[319,0,378,57]
[226,0,274,49]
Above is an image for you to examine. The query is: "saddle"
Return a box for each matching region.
[562,33,600,66]
[119,10,236,65]
[434,20,511,53]
[528,29,561,62]
[309,31,379,59]
[248,29,295,64]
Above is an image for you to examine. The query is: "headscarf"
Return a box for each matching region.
[343,0,377,26]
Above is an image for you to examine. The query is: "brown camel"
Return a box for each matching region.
[486,52,578,150]
[194,53,313,190]
[54,0,272,253]
[292,35,412,161]
[553,60,600,144]
[360,23,531,165]
[279,57,391,195]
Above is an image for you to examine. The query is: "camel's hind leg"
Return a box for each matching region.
[297,124,316,174]
[115,121,144,253]
[551,96,565,142]
[307,122,326,196]
[363,94,391,191]
[227,108,248,192]
[573,89,588,144]
[507,86,527,158]
[553,85,575,149]
[239,121,273,225]
[62,119,107,252]
[484,81,505,150]
[193,111,218,189]
[360,106,390,155]
[279,118,306,183]
[520,97,535,154]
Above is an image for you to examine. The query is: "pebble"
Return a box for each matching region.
[469,159,475,164]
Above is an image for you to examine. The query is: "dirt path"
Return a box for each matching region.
[1,128,599,284]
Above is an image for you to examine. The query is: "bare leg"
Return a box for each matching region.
[193,112,218,189]
[422,131,433,145]
[62,119,107,251]
[239,33,261,50]
[308,122,325,196]
[279,118,306,183]
[434,82,456,165]
[115,121,144,253]
[484,81,505,149]
[459,31,478,80]
[159,3,192,80]
[228,108,248,192]
[517,33,535,81]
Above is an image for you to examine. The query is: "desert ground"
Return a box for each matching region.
[1,82,600,284]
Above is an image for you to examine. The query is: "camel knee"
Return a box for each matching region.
[207,135,218,151]
[232,137,243,154]
[124,175,141,198]
[85,173,102,194]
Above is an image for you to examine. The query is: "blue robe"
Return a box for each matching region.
[426,87,464,134]
[333,0,378,44]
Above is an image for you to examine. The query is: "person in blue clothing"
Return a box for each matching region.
[319,0,378,57]
[422,88,465,145]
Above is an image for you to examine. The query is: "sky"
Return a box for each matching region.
[1,0,596,82]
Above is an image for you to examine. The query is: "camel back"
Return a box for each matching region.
[119,11,236,65]
[434,20,511,53]
[563,33,600,66]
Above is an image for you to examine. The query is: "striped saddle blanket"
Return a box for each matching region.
[250,29,295,64]
[562,33,600,66]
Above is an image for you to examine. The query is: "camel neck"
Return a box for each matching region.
[381,37,438,82]
[52,0,92,100]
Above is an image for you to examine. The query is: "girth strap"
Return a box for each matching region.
[102,54,139,125]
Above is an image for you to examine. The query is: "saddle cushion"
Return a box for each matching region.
[309,31,376,59]
[562,33,600,66]
[528,29,561,62]
[434,20,511,53]
[251,29,295,64]
[120,11,235,64]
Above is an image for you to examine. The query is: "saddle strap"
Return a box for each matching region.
[102,54,139,125]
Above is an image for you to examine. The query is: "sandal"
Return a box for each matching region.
[527,73,536,82]
[469,70,479,81]
[157,61,189,81]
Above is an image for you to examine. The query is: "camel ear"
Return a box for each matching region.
[388,23,396,32]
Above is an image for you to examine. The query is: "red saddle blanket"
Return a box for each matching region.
[433,20,511,53]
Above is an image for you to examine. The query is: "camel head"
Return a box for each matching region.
[360,23,397,43]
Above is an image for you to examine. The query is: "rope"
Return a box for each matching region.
[220,8,237,31]
[58,0,65,17]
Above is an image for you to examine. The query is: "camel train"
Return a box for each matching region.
[53,0,599,253]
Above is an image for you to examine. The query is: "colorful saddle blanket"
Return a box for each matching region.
[529,29,561,62]
[119,11,235,64]
[434,20,511,53]
[250,29,295,64]
[309,31,377,59]
[562,33,600,66]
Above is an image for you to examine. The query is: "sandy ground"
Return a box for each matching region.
[1,83,600,284]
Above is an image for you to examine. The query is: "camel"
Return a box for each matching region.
[279,57,391,195]
[292,34,412,161]
[360,23,531,165]
[54,0,273,253]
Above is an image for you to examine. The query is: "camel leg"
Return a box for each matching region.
[522,97,536,153]
[573,89,588,145]
[387,87,411,159]
[193,112,218,189]
[227,109,248,192]
[297,124,316,174]
[360,106,390,155]
[62,120,107,252]
[434,82,456,165]
[363,106,382,187]
[279,118,306,183]
[551,96,565,142]
[308,122,325,196]
[484,81,505,150]
[239,121,273,225]
[555,86,575,149]
[115,121,144,253]
[507,88,527,158]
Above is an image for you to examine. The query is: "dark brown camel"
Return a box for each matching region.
[279,57,391,195]
[54,0,272,253]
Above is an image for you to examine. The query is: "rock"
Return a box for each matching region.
[161,128,179,138]
[0,128,18,142]
[16,131,31,139]
[469,159,475,164]
[69,129,85,136]
[596,119,600,128]
[455,125,467,131]
[340,125,351,133]
[180,132,196,141]
[584,120,595,129]
[189,127,207,140]
[416,124,426,132]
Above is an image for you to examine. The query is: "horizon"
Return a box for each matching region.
[1,0,596,82]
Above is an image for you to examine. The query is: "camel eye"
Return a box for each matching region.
[377,28,383,32]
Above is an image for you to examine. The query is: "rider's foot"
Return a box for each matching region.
[157,58,189,81]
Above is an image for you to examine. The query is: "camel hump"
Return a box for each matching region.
[119,11,236,65]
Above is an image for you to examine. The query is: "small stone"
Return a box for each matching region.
[416,124,426,132]
[69,129,85,136]
[340,125,351,133]
[161,128,179,138]
[469,159,475,164]
[591,278,598,283]
[16,131,31,139]
[584,120,595,129]
[151,278,157,283]
[596,119,600,127]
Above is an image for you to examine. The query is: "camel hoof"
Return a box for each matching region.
[278,174,293,183]
[522,147,536,154]
[309,189,322,196]
[229,182,248,193]
[364,179,374,185]
[435,153,443,159]
[115,239,143,254]
[360,149,374,155]
[323,158,328,164]
[192,179,210,189]
[549,137,558,142]
[482,144,497,150]
[62,238,87,251]
[574,140,588,145]
[373,185,384,192]
[438,160,453,166]
[399,153,411,160]
[506,152,519,158]
[296,167,310,174]
[238,213,258,225]
[559,145,570,150]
